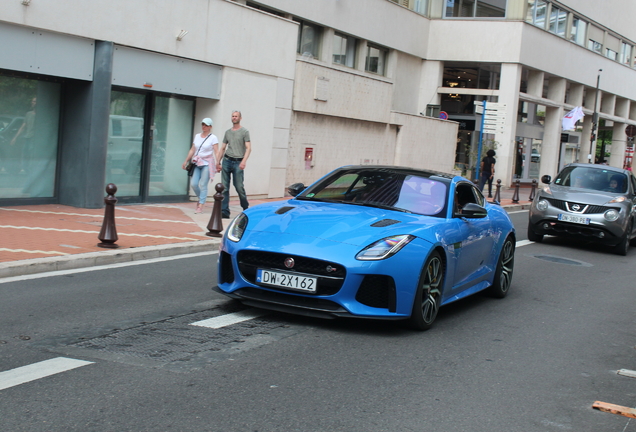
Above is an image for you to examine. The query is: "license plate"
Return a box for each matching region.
[256,269,317,293]
[558,213,590,225]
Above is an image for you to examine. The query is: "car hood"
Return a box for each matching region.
[546,185,625,205]
[244,200,441,247]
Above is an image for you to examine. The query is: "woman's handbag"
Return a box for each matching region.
[186,161,196,176]
[185,134,211,177]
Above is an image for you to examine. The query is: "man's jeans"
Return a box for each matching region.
[221,157,249,216]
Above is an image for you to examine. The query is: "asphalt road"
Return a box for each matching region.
[1,210,636,432]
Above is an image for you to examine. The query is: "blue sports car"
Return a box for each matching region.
[215,166,516,330]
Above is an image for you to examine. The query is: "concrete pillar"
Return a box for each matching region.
[630,101,636,121]
[581,116,593,162]
[495,63,523,187]
[418,60,443,113]
[543,105,564,177]
[321,28,335,65]
[610,122,627,168]
[568,83,585,106]
[355,40,368,73]
[601,93,616,116]
[527,70,544,98]
[58,40,113,208]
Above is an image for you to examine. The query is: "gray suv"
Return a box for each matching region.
[528,163,636,255]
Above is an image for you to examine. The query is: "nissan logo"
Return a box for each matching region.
[284,257,295,269]
[571,204,580,211]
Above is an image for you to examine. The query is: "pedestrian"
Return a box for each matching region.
[479,149,496,198]
[182,118,219,214]
[217,111,251,219]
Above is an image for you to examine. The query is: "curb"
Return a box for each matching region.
[0,239,221,279]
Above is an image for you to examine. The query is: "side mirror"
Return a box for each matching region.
[287,182,306,197]
[541,175,551,185]
[456,203,487,219]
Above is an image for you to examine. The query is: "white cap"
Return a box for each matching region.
[202,118,213,126]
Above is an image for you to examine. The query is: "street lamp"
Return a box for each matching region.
[589,69,602,163]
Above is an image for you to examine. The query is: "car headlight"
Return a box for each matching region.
[356,235,415,261]
[604,209,620,222]
[536,199,549,212]
[226,213,248,242]
[608,196,626,203]
[542,186,551,194]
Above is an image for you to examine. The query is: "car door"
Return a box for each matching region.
[450,183,496,293]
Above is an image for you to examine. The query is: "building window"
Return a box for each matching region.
[0,75,61,199]
[297,21,322,59]
[445,0,506,18]
[365,44,388,76]
[548,5,567,37]
[588,39,602,54]
[333,33,357,68]
[245,2,285,17]
[569,17,587,45]
[606,48,618,61]
[388,0,429,16]
[620,42,632,66]
[526,0,547,29]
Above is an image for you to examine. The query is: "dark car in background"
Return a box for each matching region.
[528,163,636,255]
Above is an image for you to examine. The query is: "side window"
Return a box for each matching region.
[473,186,486,206]
[454,183,479,215]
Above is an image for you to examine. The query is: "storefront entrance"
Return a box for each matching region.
[106,90,195,203]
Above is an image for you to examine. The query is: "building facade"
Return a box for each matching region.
[1,0,634,207]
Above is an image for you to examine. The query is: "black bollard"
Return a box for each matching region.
[97,183,119,248]
[529,179,537,201]
[206,183,225,237]
[511,179,520,204]
[493,179,502,203]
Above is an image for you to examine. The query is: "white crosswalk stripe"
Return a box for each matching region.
[0,357,94,391]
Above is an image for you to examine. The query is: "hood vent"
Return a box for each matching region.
[275,206,295,215]
[371,219,401,227]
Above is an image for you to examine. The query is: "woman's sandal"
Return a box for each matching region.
[195,204,203,214]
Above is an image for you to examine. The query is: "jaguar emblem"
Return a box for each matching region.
[284,257,295,269]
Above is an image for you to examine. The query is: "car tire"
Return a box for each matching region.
[488,235,515,298]
[613,222,632,256]
[409,251,444,331]
[527,225,543,242]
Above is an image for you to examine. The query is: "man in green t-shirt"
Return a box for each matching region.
[217,111,251,218]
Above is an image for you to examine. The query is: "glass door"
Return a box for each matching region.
[106,90,194,202]
[105,91,146,198]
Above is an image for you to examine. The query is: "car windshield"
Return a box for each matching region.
[297,169,448,216]
[555,166,628,193]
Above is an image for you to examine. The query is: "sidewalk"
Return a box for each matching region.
[0,186,533,279]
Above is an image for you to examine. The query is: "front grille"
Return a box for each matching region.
[219,251,235,284]
[355,275,396,312]
[234,287,346,313]
[547,221,617,240]
[237,250,346,295]
[545,198,618,215]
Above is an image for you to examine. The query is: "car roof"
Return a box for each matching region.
[335,165,456,182]
[562,163,630,176]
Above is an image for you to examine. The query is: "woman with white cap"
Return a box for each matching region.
[182,118,219,213]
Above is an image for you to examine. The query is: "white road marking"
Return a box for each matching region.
[516,239,533,247]
[0,248,68,256]
[0,251,217,284]
[0,225,198,241]
[0,208,196,224]
[0,357,93,391]
[507,209,529,214]
[190,309,269,329]
[618,369,636,378]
